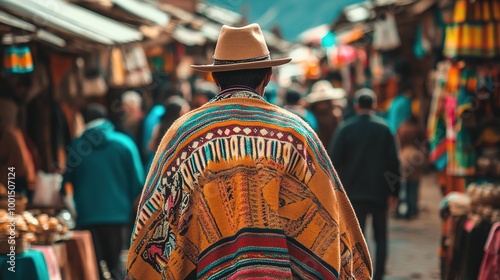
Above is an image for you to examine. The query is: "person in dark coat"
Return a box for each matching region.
[328,88,400,280]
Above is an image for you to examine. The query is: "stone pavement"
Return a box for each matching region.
[365,172,442,280]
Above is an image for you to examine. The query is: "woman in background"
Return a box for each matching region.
[149,96,190,153]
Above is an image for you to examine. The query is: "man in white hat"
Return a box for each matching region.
[306,80,347,147]
[127,24,371,280]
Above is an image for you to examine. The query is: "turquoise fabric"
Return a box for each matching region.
[413,23,427,59]
[386,94,412,135]
[63,120,144,227]
[0,249,49,280]
[142,104,166,171]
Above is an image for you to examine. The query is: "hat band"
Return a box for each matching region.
[213,54,270,65]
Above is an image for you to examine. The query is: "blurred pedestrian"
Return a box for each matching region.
[328,88,400,280]
[386,80,413,135]
[307,80,346,147]
[148,96,190,152]
[282,86,319,131]
[120,90,144,145]
[127,24,371,280]
[0,97,35,197]
[63,103,144,279]
[140,85,182,171]
[190,80,218,110]
[397,114,427,219]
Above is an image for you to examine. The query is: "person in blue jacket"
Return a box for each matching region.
[385,80,413,135]
[62,103,144,279]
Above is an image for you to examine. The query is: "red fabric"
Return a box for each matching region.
[478,222,500,280]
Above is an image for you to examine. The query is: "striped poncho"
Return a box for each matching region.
[127,87,372,279]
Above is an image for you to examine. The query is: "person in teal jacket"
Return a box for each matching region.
[385,81,413,135]
[63,103,144,279]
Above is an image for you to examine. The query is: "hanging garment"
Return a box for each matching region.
[428,62,451,170]
[413,22,432,59]
[478,222,500,280]
[372,13,401,51]
[123,44,152,88]
[3,45,34,74]
[444,0,500,60]
[109,47,126,87]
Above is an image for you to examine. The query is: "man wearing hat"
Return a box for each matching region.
[127,24,371,279]
[328,88,400,280]
[306,80,346,147]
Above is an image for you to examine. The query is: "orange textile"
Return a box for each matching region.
[49,55,74,87]
[127,90,372,279]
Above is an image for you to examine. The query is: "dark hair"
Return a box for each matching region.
[399,79,413,94]
[82,103,107,124]
[155,96,189,148]
[211,68,272,90]
[154,82,183,105]
[194,82,218,100]
[285,88,302,105]
[354,88,376,109]
[405,114,419,125]
[357,95,374,109]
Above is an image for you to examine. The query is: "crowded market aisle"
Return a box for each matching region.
[382,172,442,280]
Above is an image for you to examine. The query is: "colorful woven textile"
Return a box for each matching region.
[428,61,490,176]
[3,45,33,74]
[428,61,449,171]
[443,0,500,60]
[127,87,372,279]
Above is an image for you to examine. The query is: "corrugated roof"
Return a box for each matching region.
[0,0,143,45]
[0,10,35,32]
[111,0,169,26]
[173,25,206,46]
[0,10,66,47]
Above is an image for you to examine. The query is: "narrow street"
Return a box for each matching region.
[365,172,442,280]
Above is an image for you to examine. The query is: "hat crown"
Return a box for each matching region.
[307,80,346,103]
[213,24,270,61]
[190,23,291,72]
[311,80,334,94]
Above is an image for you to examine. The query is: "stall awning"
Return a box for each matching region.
[0,0,143,45]
[0,10,66,47]
[111,0,170,26]
[173,25,206,46]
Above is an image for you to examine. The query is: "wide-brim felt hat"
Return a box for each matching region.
[306,80,346,104]
[191,23,291,72]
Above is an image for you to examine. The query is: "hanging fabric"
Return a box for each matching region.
[109,47,126,87]
[123,44,152,88]
[372,12,401,51]
[3,45,34,74]
[444,0,500,60]
[82,53,108,97]
[413,21,432,59]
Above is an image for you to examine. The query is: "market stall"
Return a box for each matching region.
[426,0,500,278]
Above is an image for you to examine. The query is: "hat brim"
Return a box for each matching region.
[191,57,291,72]
[307,89,346,104]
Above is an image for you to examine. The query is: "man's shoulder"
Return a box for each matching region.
[338,115,363,129]
[341,114,390,131]
[106,130,137,150]
[370,115,390,127]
